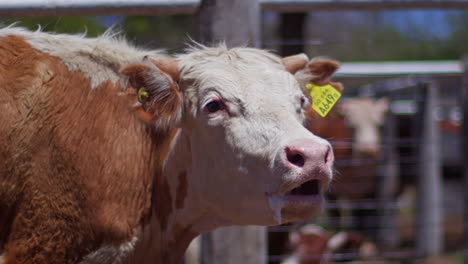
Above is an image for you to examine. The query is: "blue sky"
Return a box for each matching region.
[381,9,464,38]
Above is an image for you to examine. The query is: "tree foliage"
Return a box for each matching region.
[302,10,468,61]
[2,10,467,61]
[122,15,196,53]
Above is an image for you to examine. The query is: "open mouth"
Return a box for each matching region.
[267,179,325,224]
[282,179,324,204]
[288,179,320,196]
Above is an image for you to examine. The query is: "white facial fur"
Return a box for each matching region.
[177,46,332,225]
[340,98,389,156]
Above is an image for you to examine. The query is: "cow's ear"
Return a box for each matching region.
[121,62,182,130]
[283,55,343,94]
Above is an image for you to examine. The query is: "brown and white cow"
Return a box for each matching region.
[281,224,379,264]
[0,27,341,264]
[305,98,389,239]
[307,98,389,200]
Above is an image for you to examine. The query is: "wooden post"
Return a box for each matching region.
[198,0,260,48]
[378,109,400,249]
[201,226,267,264]
[415,82,443,256]
[462,57,468,264]
[197,1,266,264]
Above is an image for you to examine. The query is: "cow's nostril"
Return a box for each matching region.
[287,152,305,167]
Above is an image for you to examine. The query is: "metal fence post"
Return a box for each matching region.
[415,81,443,257]
[197,1,266,264]
[462,57,468,264]
[378,108,400,249]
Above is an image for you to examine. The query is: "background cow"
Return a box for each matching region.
[0,27,342,264]
[306,98,389,237]
[281,224,380,264]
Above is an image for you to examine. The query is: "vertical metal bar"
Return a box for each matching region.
[462,57,468,264]
[415,81,443,256]
[378,106,400,249]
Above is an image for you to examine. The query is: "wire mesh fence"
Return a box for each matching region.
[265,74,464,263]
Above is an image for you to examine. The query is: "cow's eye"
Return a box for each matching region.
[300,96,309,108]
[205,100,225,113]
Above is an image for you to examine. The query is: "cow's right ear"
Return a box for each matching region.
[120,60,182,130]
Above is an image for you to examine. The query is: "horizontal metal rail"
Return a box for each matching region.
[261,0,468,12]
[1,0,468,17]
[0,0,200,17]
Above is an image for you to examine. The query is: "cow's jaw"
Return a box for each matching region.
[267,178,327,225]
[183,115,334,227]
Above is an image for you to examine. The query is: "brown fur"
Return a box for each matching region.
[0,35,181,263]
[121,64,182,128]
[306,59,340,85]
[175,171,188,210]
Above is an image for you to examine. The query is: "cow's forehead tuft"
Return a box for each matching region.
[178,45,285,78]
[177,46,300,97]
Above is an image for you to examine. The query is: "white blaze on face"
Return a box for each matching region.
[177,46,330,225]
[339,98,389,157]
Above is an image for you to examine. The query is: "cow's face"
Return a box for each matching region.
[176,48,340,226]
[339,98,389,157]
[122,48,341,226]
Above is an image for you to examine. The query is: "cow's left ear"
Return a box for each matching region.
[283,54,343,95]
[120,59,182,130]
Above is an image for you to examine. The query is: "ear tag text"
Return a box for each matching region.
[306,83,342,117]
[137,87,149,103]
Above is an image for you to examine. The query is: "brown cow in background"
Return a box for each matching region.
[306,98,389,236]
[281,224,380,264]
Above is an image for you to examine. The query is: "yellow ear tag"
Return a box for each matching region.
[306,83,342,117]
[137,87,149,103]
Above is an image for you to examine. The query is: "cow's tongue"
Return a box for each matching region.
[289,180,320,196]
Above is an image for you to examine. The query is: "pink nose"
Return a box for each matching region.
[283,139,334,173]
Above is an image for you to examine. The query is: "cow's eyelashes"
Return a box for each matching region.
[205,100,226,113]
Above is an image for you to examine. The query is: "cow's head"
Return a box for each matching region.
[338,98,389,157]
[287,224,379,264]
[121,46,341,227]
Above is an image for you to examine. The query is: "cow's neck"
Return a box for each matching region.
[130,129,225,264]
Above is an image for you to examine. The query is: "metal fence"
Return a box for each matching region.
[2,0,468,17]
[266,70,464,263]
